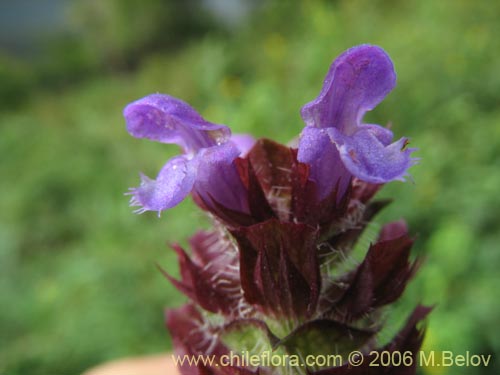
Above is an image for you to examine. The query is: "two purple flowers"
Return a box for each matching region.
[125,45,416,216]
[124,45,428,375]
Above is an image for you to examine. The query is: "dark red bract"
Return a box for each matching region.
[162,138,429,375]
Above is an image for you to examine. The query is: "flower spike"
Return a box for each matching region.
[124,44,429,375]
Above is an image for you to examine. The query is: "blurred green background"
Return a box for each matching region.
[1,0,499,374]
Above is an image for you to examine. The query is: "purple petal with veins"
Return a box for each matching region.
[299,44,416,184]
[301,45,396,133]
[128,155,197,215]
[195,142,250,214]
[329,127,417,184]
[124,93,230,154]
[297,127,350,200]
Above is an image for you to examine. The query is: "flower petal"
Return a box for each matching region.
[297,126,351,200]
[129,155,196,214]
[230,133,256,156]
[124,94,230,154]
[359,123,394,145]
[301,45,396,134]
[329,127,416,183]
[194,142,250,214]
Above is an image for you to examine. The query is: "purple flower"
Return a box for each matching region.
[298,44,417,198]
[124,94,253,215]
[124,45,430,375]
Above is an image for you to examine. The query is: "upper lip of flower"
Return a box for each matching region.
[301,45,397,133]
[124,93,231,154]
